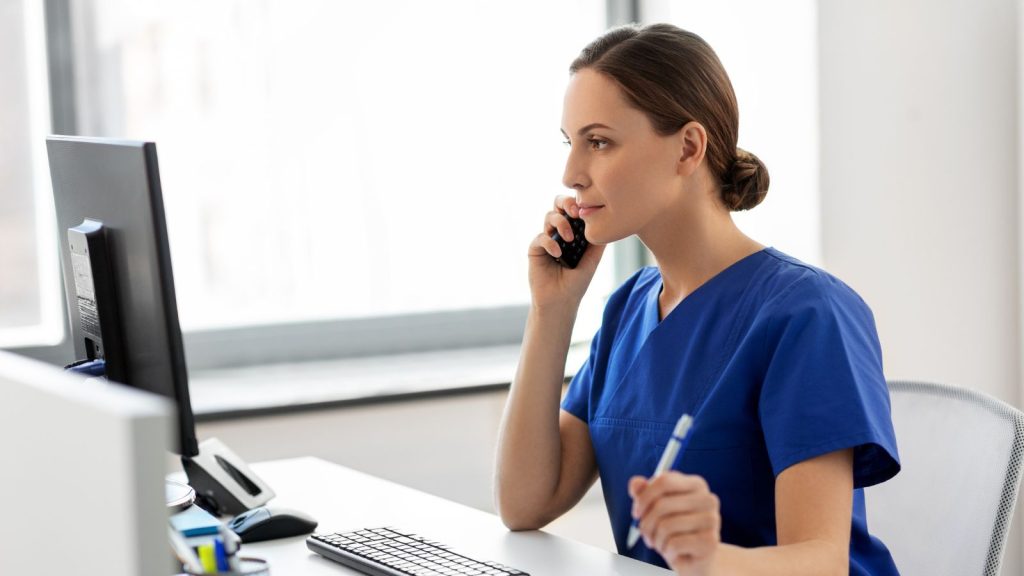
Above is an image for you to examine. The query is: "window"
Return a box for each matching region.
[0,0,62,348]
[68,0,612,337]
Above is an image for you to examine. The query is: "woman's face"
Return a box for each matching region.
[561,69,687,245]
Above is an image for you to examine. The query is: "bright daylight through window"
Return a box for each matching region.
[0,0,61,348]
[68,0,610,332]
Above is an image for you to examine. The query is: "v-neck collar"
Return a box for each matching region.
[645,247,772,326]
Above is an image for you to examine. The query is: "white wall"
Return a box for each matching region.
[818,0,1022,573]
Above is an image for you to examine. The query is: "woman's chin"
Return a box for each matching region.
[584,228,627,246]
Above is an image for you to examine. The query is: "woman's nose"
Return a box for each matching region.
[562,151,590,190]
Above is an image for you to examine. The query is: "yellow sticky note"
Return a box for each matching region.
[198,543,218,573]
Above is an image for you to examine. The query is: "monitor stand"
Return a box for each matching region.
[64,373,274,515]
[183,437,275,515]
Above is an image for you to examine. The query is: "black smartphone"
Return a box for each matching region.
[551,215,588,269]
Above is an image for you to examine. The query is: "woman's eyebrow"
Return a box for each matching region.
[560,123,615,138]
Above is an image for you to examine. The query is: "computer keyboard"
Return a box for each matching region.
[307,527,530,576]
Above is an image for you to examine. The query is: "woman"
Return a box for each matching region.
[494,23,900,576]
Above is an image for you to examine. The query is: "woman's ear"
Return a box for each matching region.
[676,121,708,177]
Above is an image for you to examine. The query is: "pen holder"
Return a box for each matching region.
[181,557,269,575]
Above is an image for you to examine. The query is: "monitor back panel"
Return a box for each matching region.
[46,136,197,455]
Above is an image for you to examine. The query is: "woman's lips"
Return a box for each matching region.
[578,205,604,217]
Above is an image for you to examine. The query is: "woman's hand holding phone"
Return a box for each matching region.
[528,195,605,310]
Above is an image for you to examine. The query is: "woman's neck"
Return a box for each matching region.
[638,193,764,316]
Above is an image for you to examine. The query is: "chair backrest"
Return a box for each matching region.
[865,380,1024,576]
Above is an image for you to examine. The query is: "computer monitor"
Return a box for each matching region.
[0,349,173,576]
[46,135,274,515]
[46,136,196,456]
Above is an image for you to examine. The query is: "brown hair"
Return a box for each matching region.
[570,23,769,211]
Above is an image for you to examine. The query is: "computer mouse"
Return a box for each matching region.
[228,506,318,543]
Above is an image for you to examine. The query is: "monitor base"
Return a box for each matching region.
[182,437,275,516]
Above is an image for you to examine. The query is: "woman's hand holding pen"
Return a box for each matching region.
[629,472,721,576]
[528,195,605,309]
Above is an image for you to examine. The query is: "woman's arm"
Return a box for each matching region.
[713,448,853,575]
[631,448,854,576]
[494,305,599,530]
[495,194,605,530]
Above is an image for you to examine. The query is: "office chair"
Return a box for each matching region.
[864,380,1024,576]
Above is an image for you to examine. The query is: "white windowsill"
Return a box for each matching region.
[188,342,591,419]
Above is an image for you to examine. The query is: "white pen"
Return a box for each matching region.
[627,413,694,549]
[168,524,204,574]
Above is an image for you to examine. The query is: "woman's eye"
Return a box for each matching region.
[562,139,571,147]
[589,138,608,150]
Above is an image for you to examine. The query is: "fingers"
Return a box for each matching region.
[544,210,575,242]
[529,231,562,259]
[630,472,710,520]
[642,494,720,551]
[659,527,720,569]
[530,194,598,264]
[629,472,720,566]
[553,194,580,218]
[628,476,648,499]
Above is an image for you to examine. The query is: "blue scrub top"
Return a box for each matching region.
[561,248,901,575]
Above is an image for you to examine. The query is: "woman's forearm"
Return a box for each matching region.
[494,304,578,528]
[709,541,847,576]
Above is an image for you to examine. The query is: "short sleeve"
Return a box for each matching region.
[561,331,600,424]
[758,275,900,488]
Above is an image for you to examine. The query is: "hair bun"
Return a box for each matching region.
[721,148,769,211]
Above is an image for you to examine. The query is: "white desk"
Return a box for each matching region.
[235,457,671,575]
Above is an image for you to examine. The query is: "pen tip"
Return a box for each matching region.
[626,525,641,549]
